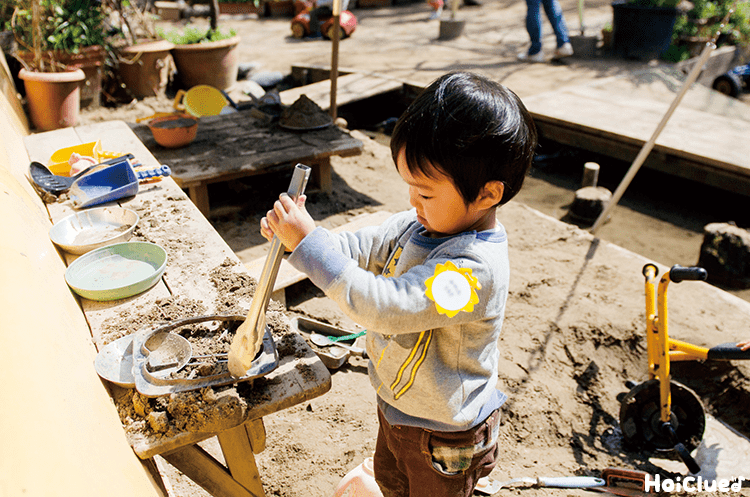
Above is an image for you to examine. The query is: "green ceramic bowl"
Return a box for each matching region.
[65,241,167,301]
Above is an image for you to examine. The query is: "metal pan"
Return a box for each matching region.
[49,207,139,255]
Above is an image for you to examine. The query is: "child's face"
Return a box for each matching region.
[396,149,496,237]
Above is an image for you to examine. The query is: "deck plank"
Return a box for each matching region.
[522,70,750,194]
[280,72,404,109]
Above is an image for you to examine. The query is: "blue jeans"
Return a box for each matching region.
[524,0,570,55]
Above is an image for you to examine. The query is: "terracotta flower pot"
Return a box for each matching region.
[15,46,106,108]
[171,35,241,90]
[19,68,85,131]
[118,40,175,99]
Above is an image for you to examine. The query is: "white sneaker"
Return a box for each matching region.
[516,50,545,63]
[553,42,574,59]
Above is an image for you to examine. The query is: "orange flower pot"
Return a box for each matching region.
[19,68,85,131]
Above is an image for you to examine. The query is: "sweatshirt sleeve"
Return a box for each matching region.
[287,227,504,334]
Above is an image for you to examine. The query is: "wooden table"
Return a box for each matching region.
[129,110,364,216]
[24,120,332,497]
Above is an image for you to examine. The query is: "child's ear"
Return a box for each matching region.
[476,181,504,207]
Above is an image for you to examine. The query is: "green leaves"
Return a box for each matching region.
[12,0,106,53]
[158,25,237,45]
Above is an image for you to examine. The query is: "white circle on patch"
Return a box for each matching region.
[431,271,471,311]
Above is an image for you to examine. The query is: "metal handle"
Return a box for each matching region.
[538,477,606,488]
[245,163,311,343]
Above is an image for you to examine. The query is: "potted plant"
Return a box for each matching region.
[610,0,683,60]
[12,0,107,109]
[10,0,91,130]
[663,0,750,62]
[158,24,240,90]
[105,0,175,99]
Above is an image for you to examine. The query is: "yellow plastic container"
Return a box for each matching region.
[173,85,228,117]
[48,140,103,176]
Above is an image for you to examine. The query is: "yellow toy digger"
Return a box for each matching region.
[618,264,750,474]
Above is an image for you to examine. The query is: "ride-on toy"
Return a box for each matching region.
[618,264,750,474]
[291,0,357,40]
[712,62,750,98]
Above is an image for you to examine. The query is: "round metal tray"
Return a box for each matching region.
[49,207,139,255]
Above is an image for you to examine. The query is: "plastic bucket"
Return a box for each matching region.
[48,140,103,176]
[333,457,383,497]
[173,85,229,117]
[611,0,678,60]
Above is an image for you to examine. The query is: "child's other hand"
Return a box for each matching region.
[738,339,750,351]
[260,193,315,251]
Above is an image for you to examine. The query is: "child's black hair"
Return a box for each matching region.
[390,72,537,206]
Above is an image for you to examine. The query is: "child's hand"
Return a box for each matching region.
[260,193,316,251]
[738,339,750,351]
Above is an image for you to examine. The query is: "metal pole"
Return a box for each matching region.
[329,0,342,120]
[578,0,584,35]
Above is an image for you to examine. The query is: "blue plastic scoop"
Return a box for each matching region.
[68,157,170,209]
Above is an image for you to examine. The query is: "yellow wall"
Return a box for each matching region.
[0,50,164,497]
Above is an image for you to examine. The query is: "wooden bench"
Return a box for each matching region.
[245,210,393,306]
[1,50,331,497]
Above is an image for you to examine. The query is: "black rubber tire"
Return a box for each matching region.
[712,73,742,98]
[619,379,705,453]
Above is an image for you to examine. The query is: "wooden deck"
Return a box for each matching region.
[280,71,406,110]
[522,68,750,196]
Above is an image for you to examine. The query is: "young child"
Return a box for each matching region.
[260,71,537,497]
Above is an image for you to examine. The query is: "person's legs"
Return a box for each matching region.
[540,0,570,48]
[373,408,501,497]
[523,0,543,55]
[373,410,410,496]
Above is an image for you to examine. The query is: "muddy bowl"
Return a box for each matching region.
[147,114,198,148]
[49,207,139,255]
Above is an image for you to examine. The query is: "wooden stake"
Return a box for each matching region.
[582,162,599,188]
[329,0,342,120]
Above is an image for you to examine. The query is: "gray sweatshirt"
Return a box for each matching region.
[287,209,509,431]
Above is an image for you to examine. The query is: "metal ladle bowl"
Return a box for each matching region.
[143,331,192,376]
